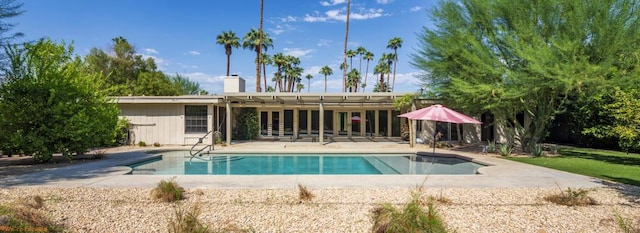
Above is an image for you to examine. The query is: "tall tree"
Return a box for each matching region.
[0,39,119,161]
[170,74,208,95]
[258,0,265,92]
[387,37,402,92]
[379,53,394,90]
[356,46,367,74]
[243,28,273,92]
[272,52,286,92]
[216,30,240,77]
[305,74,313,93]
[347,68,361,92]
[342,0,351,92]
[362,51,374,92]
[411,0,640,151]
[319,65,333,92]
[0,0,23,73]
[373,62,390,92]
[347,49,357,70]
[261,53,271,91]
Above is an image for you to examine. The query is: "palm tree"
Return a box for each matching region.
[319,65,333,93]
[261,53,271,91]
[347,49,357,70]
[356,46,367,74]
[258,0,264,91]
[216,30,240,76]
[380,53,394,91]
[387,37,403,92]
[347,68,361,92]
[362,51,374,92]
[296,83,305,93]
[272,53,287,92]
[342,0,351,92]
[243,28,273,92]
[305,74,313,93]
[373,62,390,92]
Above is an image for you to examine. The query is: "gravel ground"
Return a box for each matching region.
[1,186,638,233]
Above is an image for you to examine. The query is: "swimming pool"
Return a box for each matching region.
[128,151,484,175]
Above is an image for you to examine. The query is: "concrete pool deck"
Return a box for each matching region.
[0,141,605,189]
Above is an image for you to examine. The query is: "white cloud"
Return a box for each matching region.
[269,24,295,35]
[410,6,422,12]
[317,39,331,47]
[320,0,346,6]
[304,8,386,22]
[283,48,315,57]
[144,48,158,54]
[281,16,297,22]
[376,0,393,4]
[187,50,201,56]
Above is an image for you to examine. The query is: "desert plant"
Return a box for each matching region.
[498,144,513,157]
[544,188,597,206]
[370,194,448,233]
[167,201,209,233]
[153,142,161,147]
[298,184,315,203]
[532,144,544,157]
[138,141,147,147]
[22,196,44,210]
[616,213,640,233]
[90,149,108,160]
[486,141,496,153]
[151,177,185,203]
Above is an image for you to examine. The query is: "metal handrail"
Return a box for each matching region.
[190,130,213,157]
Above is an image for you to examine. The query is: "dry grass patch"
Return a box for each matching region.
[151,177,185,203]
[616,213,640,233]
[0,196,63,232]
[370,187,448,233]
[167,201,209,233]
[297,184,315,203]
[544,188,597,206]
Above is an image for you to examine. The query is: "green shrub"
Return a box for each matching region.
[544,188,597,206]
[532,144,544,157]
[370,193,448,233]
[153,142,161,147]
[487,141,496,153]
[498,144,513,157]
[298,184,315,203]
[151,178,185,203]
[138,141,147,147]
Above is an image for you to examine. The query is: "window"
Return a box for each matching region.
[185,105,208,133]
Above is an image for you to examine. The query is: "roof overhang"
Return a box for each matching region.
[223,92,410,106]
[111,95,224,104]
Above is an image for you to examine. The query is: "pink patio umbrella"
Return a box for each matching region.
[398,104,481,152]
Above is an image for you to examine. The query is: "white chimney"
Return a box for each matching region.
[223,75,245,93]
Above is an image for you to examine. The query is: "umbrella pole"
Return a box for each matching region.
[409,119,413,148]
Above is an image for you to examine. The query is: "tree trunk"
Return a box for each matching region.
[342,0,350,92]
[257,0,264,93]
[392,49,397,92]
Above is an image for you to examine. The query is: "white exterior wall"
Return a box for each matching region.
[119,103,212,145]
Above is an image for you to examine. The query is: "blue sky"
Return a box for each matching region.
[16,0,437,94]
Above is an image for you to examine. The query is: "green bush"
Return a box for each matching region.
[532,144,544,157]
[0,39,119,162]
[498,144,513,157]
[151,178,184,203]
[138,141,147,147]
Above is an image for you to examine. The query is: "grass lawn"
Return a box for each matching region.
[507,147,640,186]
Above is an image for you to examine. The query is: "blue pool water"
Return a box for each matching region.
[129,151,485,175]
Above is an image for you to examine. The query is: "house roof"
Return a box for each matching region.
[112,92,411,106]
